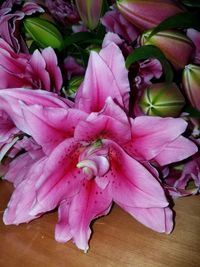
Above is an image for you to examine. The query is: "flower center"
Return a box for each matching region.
[76,140,110,180]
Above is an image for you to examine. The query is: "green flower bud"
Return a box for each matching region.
[182,64,200,111]
[139,82,185,117]
[23,17,63,50]
[140,29,194,70]
[75,0,103,30]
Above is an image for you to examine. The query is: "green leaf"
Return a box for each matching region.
[125,45,174,82]
[184,106,200,118]
[102,0,110,15]
[149,11,200,37]
[180,0,200,7]
[62,32,102,50]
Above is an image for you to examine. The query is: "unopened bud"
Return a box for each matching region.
[23,17,63,50]
[182,64,200,111]
[75,0,103,30]
[139,82,185,117]
[140,29,194,70]
[116,0,184,31]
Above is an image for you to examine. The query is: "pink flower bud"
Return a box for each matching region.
[140,29,194,70]
[116,0,184,31]
[182,64,200,111]
[75,0,103,30]
[139,82,185,117]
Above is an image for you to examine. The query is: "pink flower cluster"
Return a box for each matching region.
[0,43,197,251]
[0,0,200,253]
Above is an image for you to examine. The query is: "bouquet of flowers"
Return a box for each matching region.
[0,0,199,252]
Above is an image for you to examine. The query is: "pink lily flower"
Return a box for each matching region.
[1,136,45,188]
[0,1,44,52]
[44,0,80,26]
[164,156,200,199]
[0,38,63,92]
[64,56,85,80]
[0,43,197,252]
[135,59,163,90]
[101,8,139,43]
[0,88,71,185]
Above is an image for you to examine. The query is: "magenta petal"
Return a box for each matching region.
[0,110,18,143]
[21,103,87,154]
[0,88,69,107]
[124,116,188,161]
[68,180,112,251]
[29,139,86,215]
[41,47,63,93]
[120,204,173,233]
[102,32,124,47]
[154,136,198,166]
[173,156,200,191]
[3,158,47,225]
[27,49,51,90]
[104,140,168,208]
[0,88,70,133]
[100,97,129,125]
[22,2,44,15]
[99,43,130,110]
[4,149,44,187]
[64,56,85,80]
[101,9,139,43]
[74,112,130,144]
[55,200,73,243]
[74,98,131,144]
[75,45,126,113]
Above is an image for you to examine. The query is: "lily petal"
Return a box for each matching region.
[104,140,168,208]
[68,179,112,252]
[120,204,173,233]
[21,103,87,154]
[75,45,126,113]
[0,88,71,133]
[99,43,130,110]
[154,136,198,166]
[4,149,44,187]
[29,138,86,215]
[124,116,189,161]
[41,47,63,93]
[3,157,47,225]
[55,200,73,243]
[26,49,50,90]
[74,98,131,144]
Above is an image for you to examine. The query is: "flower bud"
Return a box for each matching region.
[75,0,103,30]
[23,17,63,50]
[182,64,200,111]
[139,82,185,117]
[116,0,184,31]
[140,30,194,70]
